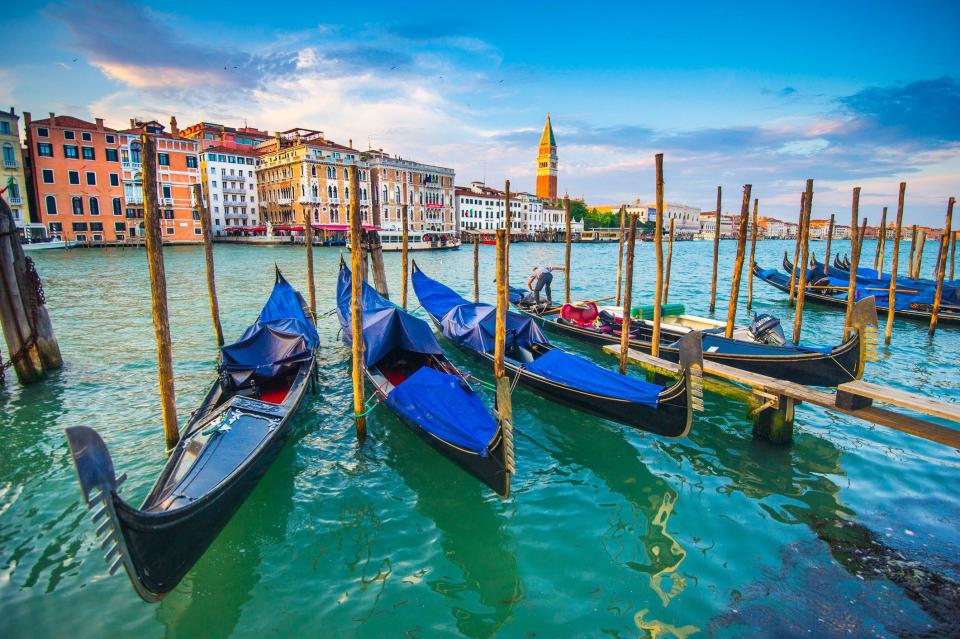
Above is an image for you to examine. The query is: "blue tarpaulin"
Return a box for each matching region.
[809,259,959,305]
[221,272,318,380]
[524,348,661,407]
[697,333,832,355]
[336,264,443,367]
[412,268,548,353]
[385,366,498,455]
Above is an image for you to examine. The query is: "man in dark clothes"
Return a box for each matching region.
[527,265,565,305]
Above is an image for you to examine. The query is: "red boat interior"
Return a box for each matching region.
[376,350,433,388]
[257,374,295,405]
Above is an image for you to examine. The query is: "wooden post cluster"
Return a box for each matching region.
[619,213,638,374]
[401,203,409,309]
[349,165,367,440]
[725,184,752,338]
[788,192,804,305]
[793,181,814,344]
[651,154,665,357]
[824,213,835,275]
[192,184,224,345]
[885,183,907,345]
[709,186,721,313]
[747,198,759,310]
[615,205,626,306]
[663,218,675,304]
[874,206,888,276]
[564,195,572,304]
[141,134,179,450]
[843,188,862,335]
[0,198,62,384]
[929,197,954,336]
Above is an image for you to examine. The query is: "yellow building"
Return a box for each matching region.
[0,107,30,224]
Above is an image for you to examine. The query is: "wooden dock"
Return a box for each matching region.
[603,343,960,449]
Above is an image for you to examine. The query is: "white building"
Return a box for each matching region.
[456,181,524,235]
[200,146,259,235]
[624,199,701,236]
[517,192,544,233]
[367,152,455,233]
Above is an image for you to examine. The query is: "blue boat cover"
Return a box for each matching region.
[810,259,959,305]
[336,265,443,366]
[699,333,832,355]
[524,349,661,407]
[221,273,318,380]
[385,366,498,455]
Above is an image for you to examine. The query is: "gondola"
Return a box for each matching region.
[826,254,960,290]
[335,260,511,497]
[411,262,701,438]
[751,253,960,325]
[509,289,870,387]
[65,269,318,602]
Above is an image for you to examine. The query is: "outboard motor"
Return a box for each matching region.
[749,312,786,346]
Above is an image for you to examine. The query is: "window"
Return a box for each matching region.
[76,234,87,243]
[109,173,119,186]
[90,222,103,231]
[114,222,125,231]
[106,135,115,144]
[0,121,9,134]
[2,144,14,166]
[130,142,141,164]
[72,222,87,231]
[68,170,80,185]
[81,132,92,142]
[166,227,174,235]
[45,195,58,215]
[42,169,54,184]
[163,209,174,219]
[106,148,118,162]
[37,127,49,138]
[49,221,62,233]
[162,185,171,199]
[64,130,76,140]
[158,153,170,166]
[113,198,122,216]
[37,142,53,157]
[89,197,100,215]
[192,210,200,221]
[186,155,197,169]
[194,227,202,235]
[72,197,83,215]
[228,155,235,163]
[64,145,79,159]
[85,171,96,185]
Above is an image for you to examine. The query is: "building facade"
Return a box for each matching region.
[367,152,455,234]
[456,181,524,235]
[1,107,30,225]
[535,113,558,200]
[255,129,372,230]
[625,199,701,236]
[24,112,126,244]
[181,121,270,151]
[199,146,259,235]
[118,118,202,243]
[517,192,544,234]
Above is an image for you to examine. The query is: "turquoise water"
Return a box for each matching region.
[1,239,958,638]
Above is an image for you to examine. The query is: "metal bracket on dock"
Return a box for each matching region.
[748,390,779,418]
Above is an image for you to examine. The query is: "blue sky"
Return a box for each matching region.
[3,0,959,224]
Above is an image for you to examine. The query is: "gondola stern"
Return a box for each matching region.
[677,331,705,430]
[64,426,164,603]
[850,296,880,375]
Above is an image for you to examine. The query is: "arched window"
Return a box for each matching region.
[46,195,58,215]
[2,143,15,165]
[72,196,83,215]
[8,178,19,199]
[311,165,316,177]
[113,197,122,216]
[130,141,142,164]
[312,185,318,197]
[345,186,349,201]
[381,185,387,203]
[89,197,100,215]
[395,186,401,203]
[327,185,333,199]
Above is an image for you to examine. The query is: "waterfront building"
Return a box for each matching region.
[698,211,740,238]
[0,107,30,225]
[517,192,544,234]
[456,181,524,235]
[625,198,701,237]
[199,146,259,235]
[23,112,126,244]
[180,121,270,151]
[117,117,202,243]
[366,151,455,234]
[255,128,372,231]
[535,113,558,200]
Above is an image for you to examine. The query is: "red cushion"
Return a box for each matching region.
[561,302,599,326]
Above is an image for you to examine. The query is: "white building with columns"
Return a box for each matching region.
[200,146,259,235]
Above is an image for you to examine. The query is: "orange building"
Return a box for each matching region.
[23,112,126,244]
[535,113,558,200]
[180,121,269,151]
[117,117,202,243]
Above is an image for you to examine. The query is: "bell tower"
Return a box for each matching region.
[535,113,558,200]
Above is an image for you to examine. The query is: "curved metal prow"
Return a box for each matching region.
[677,331,705,427]
[65,427,158,602]
[850,296,880,373]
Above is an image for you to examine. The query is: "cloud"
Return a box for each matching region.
[763,86,798,98]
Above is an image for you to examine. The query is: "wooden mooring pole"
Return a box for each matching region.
[874,207,887,276]
[401,203,409,309]
[856,216,868,264]
[349,165,367,441]
[193,184,224,345]
[788,192,804,305]
[843,188,862,335]
[824,213,835,275]
[303,190,317,318]
[929,197,954,336]
[141,134,179,450]
[794,181,814,344]
[619,213,638,374]
[564,194,572,304]
[503,180,511,281]
[473,234,480,303]
[0,197,62,384]
[368,231,389,299]
[709,186,721,313]
[949,228,956,281]
[747,198,759,310]
[885,183,907,345]
[907,225,918,279]
[493,227,513,498]
[725,184,752,338]
[615,205,626,306]
[913,228,927,279]
[663,218,675,304]
[651,154,665,357]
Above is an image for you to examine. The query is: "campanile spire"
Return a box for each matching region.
[536,113,558,200]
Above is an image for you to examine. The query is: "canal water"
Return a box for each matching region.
[1,239,957,638]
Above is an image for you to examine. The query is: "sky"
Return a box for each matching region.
[3,0,959,225]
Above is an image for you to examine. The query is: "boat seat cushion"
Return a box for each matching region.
[561,302,599,326]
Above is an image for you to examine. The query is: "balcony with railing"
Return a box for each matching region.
[277,196,292,205]
[8,196,22,205]
[222,186,246,194]
[299,196,321,204]
[126,193,144,204]
[3,158,17,168]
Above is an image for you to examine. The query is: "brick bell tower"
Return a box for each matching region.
[536,113,558,200]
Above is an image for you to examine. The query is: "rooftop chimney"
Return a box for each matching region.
[130,118,136,129]
[8,107,14,116]
[95,117,104,130]
[169,115,179,135]
[49,112,56,126]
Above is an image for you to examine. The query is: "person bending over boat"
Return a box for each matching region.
[527,265,565,305]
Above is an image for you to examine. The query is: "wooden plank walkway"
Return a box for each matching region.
[603,343,960,450]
